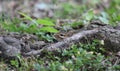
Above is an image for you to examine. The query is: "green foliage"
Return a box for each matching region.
[71,21,84,29]
[10,59,19,68]
[18,12,58,33]
[83,9,94,21]
[39,27,58,33]
[1,13,58,41]
[55,3,84,18]
[29,45,109,71]
[18,12,33,21]
[37,19,55,26]
[0,41,117,71]
[80,40,105,53]
[54,0,120,26]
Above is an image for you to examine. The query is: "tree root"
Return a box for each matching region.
[24,29,98,56]
[24,25,120,56]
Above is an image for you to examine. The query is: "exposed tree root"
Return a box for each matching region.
[24,29,98,56]
[1,23,120,57]
[24,25,120,56]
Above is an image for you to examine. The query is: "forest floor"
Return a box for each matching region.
[0,0,120,71]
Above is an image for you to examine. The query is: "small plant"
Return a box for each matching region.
[19,12,58,33]
[80,39,105,53]
[1,12,58,41]
[30,44,108,71]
